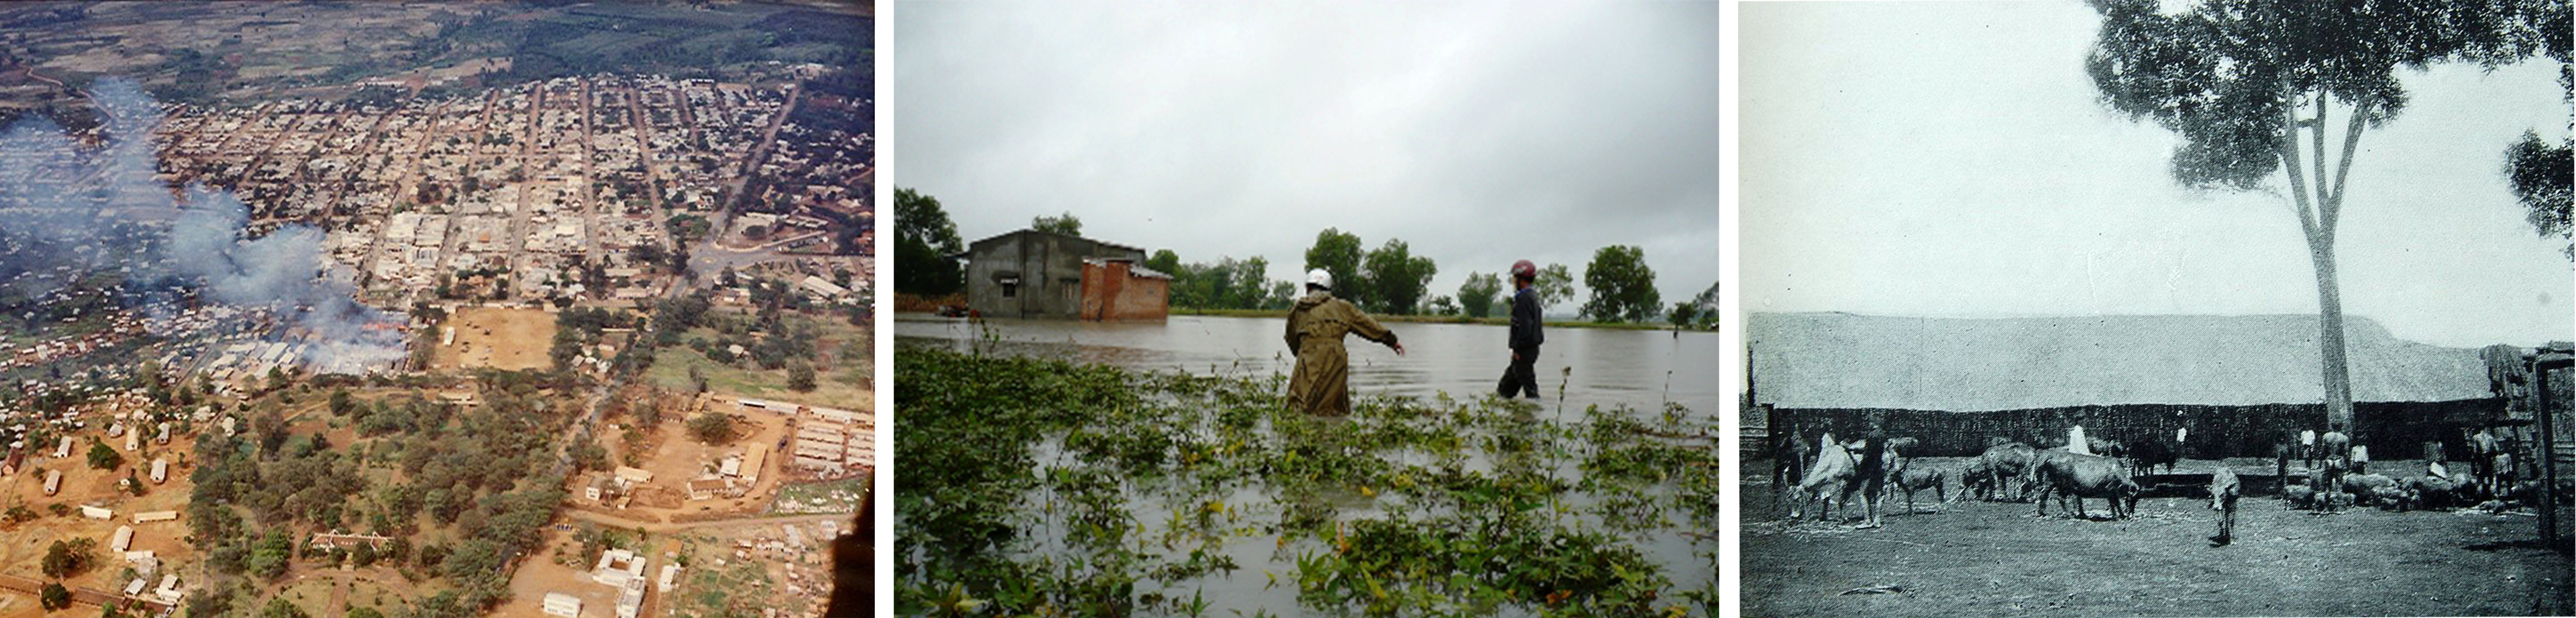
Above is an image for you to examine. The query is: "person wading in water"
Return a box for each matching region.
[1286,269,1403,416]
[1497,259,1544,400]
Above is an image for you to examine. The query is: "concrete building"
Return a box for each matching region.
[79,505,110,519]
[43,469,59,495]
[542,592,583,617]
[961,229,1149,319]
[686,478,733,500]
[111,525,134,552]
[151,458,167,483]
[594,548,647,589]
[310,532,393,551]
[132,510,179,523]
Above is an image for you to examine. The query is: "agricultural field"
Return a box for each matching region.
[895,347,1721,616]
[0,1,868,113]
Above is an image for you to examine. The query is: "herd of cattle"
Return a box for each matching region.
[1777,428,2557,545]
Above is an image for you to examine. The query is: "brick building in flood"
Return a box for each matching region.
[961,229,1168,320]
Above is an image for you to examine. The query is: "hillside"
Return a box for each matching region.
[1746,312,2492,412]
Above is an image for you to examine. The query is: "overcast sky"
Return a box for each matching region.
[894,1,1720,311]
[1742,1,2574,348]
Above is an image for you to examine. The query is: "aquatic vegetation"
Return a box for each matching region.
[896,346,1717,617]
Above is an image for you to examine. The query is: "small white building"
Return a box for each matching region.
[132,510,179,523]
[542,592,583,618]
[151,458,168,483]
[111,525,135,552]
[80,504,114,519]
[657,564,683,593]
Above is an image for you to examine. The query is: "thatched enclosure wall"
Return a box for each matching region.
[1761,398,2504,460]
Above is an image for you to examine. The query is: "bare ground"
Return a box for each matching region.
[1741,457,2574,618]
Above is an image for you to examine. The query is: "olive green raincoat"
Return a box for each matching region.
[1285,291,1398,416]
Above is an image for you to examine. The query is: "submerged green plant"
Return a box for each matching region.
[896,346,1717,617]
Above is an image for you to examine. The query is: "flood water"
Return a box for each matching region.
[895,314,1724,416]
[898,314,1722,615]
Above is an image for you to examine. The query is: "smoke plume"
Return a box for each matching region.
[0,77,408,373]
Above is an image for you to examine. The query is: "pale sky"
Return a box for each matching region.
[894,1,1720,311]
[1741,1,2575,348]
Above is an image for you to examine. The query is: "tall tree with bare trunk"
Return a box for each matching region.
[2087,0,2563,432]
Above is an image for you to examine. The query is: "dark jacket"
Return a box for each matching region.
[1508,287,1543,351]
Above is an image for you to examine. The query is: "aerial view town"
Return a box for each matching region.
[0,2,872,618]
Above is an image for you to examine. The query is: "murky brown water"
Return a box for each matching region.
[894,314,1723,417]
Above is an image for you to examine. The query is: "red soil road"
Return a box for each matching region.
[1741,457,2574,618]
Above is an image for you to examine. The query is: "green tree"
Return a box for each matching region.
[41,538,91,578]
[1532,263,1576,312]
[248,530,292,579]
[895,188,967,296]
[1669,302,1699,328]
[262,596,310,618]
[2087,0,2559,430]
[88,440,122,470]
[39,582,68,611]
[1302,228,1365,300]
[572,441,610,472]
[347,608,386,618]
[688,414,737,444]
[1457,272,1504,318]
[1581,245,1660,323]
[1427,296,1460,316]
[787,361,817,392]
[1359,239,1437,314]
[1031,211,1083,236]
[1144,249,1182,277]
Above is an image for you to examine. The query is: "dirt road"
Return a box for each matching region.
[564,509,852,534]
[1742,457,2574,618]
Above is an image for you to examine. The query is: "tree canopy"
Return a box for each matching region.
[1457,272,1504,318]
[1303,228,1365,300]
[1031,211,1083,237]
[1359,239,1438,314]
[895,188,965,296]
[2086,0,2563,429]
[1581,245,1660,323]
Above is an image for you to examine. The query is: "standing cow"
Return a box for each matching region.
[1975,442,2039,502]
[1787,434,1861,522]
[2208,466,2241,545]
[1893,465,1948,514]
[2034,451,2141,519]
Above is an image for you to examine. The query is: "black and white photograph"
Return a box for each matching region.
[1737,1,2573,617]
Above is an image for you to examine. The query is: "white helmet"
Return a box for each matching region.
[1305,269,1333,291]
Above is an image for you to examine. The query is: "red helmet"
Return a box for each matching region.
[1510,260,1537,280]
